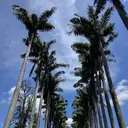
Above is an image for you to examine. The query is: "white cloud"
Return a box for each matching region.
[8,86,15,96]
[66,118,73,128]
[0,86,15,104]
[110,79,128,106]
[124,0,128,3]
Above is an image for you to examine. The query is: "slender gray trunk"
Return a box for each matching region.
[44,91,51,128]
[29,77,39,128]
[98,87,108,128]
[96,71,108,128]
[97,104,103,128]
[92,96,98,128]
[112,0,128,30]
[21,97,26,128]
[99,41,126,128]
[3,33,35,128]
[100,71,116,128]
[36,89,44,128]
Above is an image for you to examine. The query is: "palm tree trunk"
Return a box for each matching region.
[29,77,39,128]
[97,104,103,128]
[44,91,51,128]
[36,89,44,128]
[112,0,128,30]
[96,72,108,128]
[3,33,35,128]
[100,70,116,128]
[98,86,108,128]
[92,96,98,128]
[21,97,26,128]
[99,41,126,128]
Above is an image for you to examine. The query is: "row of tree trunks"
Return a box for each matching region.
[44,91,51,128]
[99,40,126,128]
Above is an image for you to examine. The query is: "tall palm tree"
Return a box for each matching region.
[29,39,68,128]
[94,0,128,30]
[4,5,56,128]
[28,40,56,128]
[69,5,126,127]
[35,41,56,128]
[43,71,66,128]
[41,56,68,128]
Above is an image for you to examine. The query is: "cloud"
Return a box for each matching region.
[110,79,128,106]
[0,86,15,104]
[124,0,128,3]
[66,118,73,128]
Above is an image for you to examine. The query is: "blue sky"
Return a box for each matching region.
[0,0,128,127]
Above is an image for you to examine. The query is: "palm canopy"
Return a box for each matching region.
[12,5,56,35]
[69,6,117,70]
[69,6,117,42]
[29,40,68,83]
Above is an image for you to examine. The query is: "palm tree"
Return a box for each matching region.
[28,40,56,128]
[94,0,128,30]
[35,41,56,128]
[72,86,96,128]
[51,94,68,128]
[69,5,126,127]
[72,39,116,127]
[41,55,68,128]
[43,71,66,128]
[4,5,56,128]
[29,39,68,128]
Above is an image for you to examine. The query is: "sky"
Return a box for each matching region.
[0,0,128,127]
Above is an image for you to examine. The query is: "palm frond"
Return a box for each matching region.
[29,63,36,77]
[12,5,33,31]
[87,6,95,21]
[31,13,38,27]
[95,0,107,15]
[47,40,56,51]
[39,7,56,21]
[54,71,65,78]
[72,42,90,54]
[20,53,26,58]
[100,7,114,29]
[37,22,55,32]
[103,23,115,36]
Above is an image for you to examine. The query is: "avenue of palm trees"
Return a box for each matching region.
[3,0,128,128]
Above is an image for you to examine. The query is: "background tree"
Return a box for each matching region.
[11,80,36,128]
